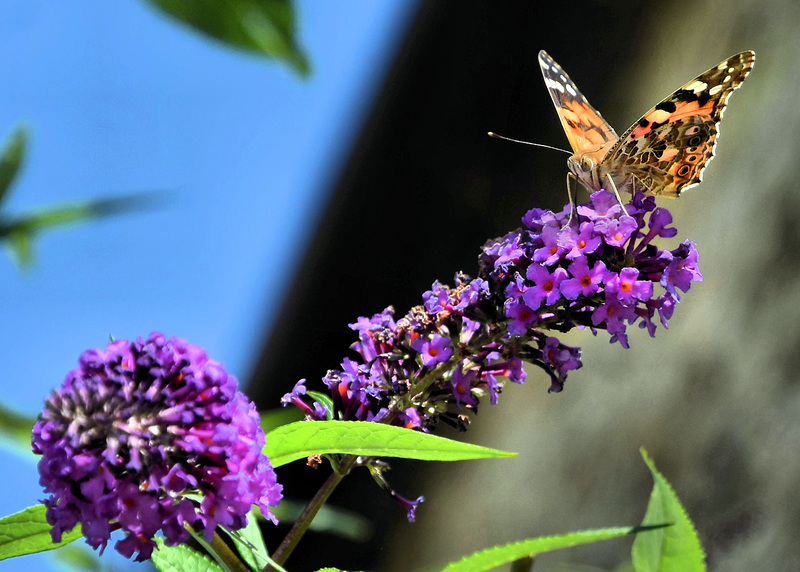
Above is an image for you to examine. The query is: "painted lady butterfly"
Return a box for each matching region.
[538,50,754,198]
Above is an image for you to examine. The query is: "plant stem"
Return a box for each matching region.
[265,455,358,570]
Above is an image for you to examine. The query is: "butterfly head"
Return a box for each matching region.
[567,153,598,182]
[567,152,608,193]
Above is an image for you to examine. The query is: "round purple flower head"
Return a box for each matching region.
[31,333,283,561]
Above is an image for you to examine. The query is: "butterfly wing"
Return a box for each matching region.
[538,50,618,163]
[601,50,755,197]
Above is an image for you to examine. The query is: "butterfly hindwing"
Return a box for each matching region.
[601,50,755,196]
[604,115,717,197]
[537,50,618,165]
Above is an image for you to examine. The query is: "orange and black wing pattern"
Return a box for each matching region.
[538,50,618,165]
[600,51,755,197]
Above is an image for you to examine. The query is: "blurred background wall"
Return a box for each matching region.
[249,1,800,570]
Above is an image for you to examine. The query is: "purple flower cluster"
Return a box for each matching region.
[282,290,529,431]
[32,333,283,561]
[483,190,701,349]
[283,190,701,520]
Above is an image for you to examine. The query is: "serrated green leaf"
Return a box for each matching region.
[0,401,36,451]
[0,505,81,561]
[143,0,310,75]
[439,527,652,572]
[152,538,223,572]
[0,126,27,207]
[260,407,303,435]
[307,391,334,420]
[632,448,705,572]
[264,421,515,468]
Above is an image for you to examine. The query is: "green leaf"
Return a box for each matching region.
[632,448,705,572]
[152,538,223,572]
[272,499,371,542]
[143,0,310,75]
[54,545,101,571]
[259,407,303,436]
[439,526,656,572]
[307,391,335,421]
[0,401,36,451]
[0,126,27,207]
[0,505,81,561]
[0,192,161,268]
[4,229,32,267]
[263,421,516,468]
[220,509,269,571]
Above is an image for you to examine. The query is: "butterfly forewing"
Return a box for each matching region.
[537,50,618,165]
[600,50,755,197]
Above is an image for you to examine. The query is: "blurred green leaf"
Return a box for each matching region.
[271,499,371,542]
[438,526,660,572]
[55,545,101,571]
[144,0,310,75]
[152,538,222,572]
[0,127,26,207]
[264,420,516,468]
[0,505,81,561]
[0,402,36,450]
[0,192,161,268]
[632,448,705,572]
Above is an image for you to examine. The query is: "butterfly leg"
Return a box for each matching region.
[564,173,578,227]
[603,173,630,217]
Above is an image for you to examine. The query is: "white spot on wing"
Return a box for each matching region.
[545,78,565,93]
[686,80,708,93]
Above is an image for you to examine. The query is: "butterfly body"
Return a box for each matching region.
[539,50,755,198]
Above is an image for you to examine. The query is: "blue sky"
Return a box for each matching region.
[0,1,416,569]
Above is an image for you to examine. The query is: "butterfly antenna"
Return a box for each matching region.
[487,132,571,155]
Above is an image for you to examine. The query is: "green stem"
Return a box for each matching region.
[265,455,358,570]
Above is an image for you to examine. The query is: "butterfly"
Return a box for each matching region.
[538,49,754,198]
